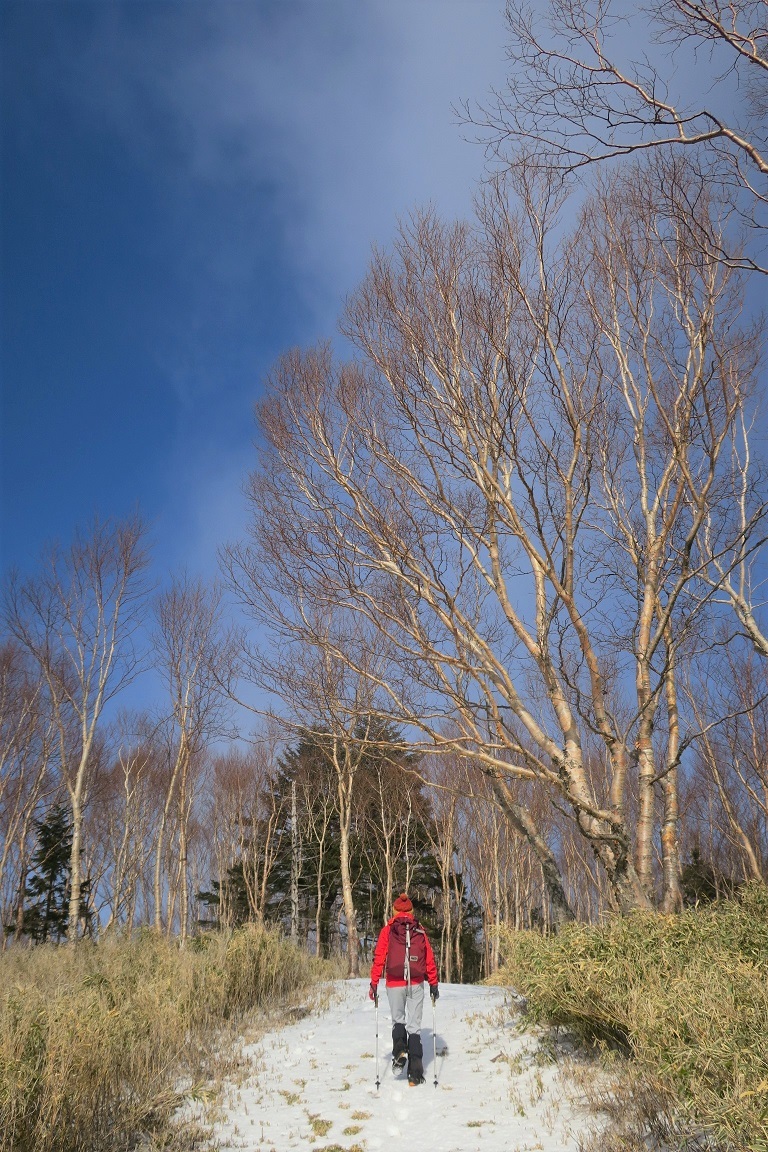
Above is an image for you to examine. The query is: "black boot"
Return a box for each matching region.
[407,1032,424,1085]
[392,1023,407,1069]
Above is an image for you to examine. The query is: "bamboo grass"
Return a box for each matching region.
[0,925,329,1152]
[498,882,768,1151]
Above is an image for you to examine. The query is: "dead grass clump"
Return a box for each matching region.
[0,925,329,1152]
[498,882,768,1152]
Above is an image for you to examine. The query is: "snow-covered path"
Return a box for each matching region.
[207,980,598,1151]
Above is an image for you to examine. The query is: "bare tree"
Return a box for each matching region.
[468,786,505,973]
[422,754,475,980]
[574,160,759,907]
[93,715,161,932]
[221,575,397,970]
[205,738,288,926]
[207,748,252,927]
[687,645,768,882]
[296,641,393,976]
[241,747,286,924]
[232,155,759,914]
[152,575,239,941]
[472,1,768,735]
[354,733,423,919]
[473,0,767,269]
[3,515,151,938]
[296,752,337,956]
[279,734,358,955]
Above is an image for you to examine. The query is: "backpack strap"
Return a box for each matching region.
[404,924,411,988]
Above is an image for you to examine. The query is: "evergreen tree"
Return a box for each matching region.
[681,847,739,906]
[268,730,343,952]
[19,804,92,942]
[197,718,483,977]
[198,861,253,927]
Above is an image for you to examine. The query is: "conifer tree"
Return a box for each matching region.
[19,804,91,942]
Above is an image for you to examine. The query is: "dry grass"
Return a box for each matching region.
[498,883,768,1152]
[0,924,331,1152]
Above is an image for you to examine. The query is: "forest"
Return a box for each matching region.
[2,138,767,966]
[0,592,616,977]
[3,0,768,969]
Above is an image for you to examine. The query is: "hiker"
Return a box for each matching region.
[368,892,439,1086]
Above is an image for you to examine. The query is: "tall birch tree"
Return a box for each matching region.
[3,515,150,938]
[233,162,757,913]
[152,575,239,941]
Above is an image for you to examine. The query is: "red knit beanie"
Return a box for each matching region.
[393,892,413,913]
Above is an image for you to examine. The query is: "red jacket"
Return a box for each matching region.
[370,911,439,988]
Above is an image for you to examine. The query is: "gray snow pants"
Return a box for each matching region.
[386,982,425,1036]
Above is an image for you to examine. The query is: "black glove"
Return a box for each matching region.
[430,985,439,1001]
[369,983,378,1005]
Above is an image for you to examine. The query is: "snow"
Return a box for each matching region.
[204,979,602,1151]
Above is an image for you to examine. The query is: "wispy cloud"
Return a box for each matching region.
[48,2,507,317]
[14,1,509,576]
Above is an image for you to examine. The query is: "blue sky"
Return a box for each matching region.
[1,0,509,581]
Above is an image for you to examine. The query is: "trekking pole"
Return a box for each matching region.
[432,992,438,1088]
[374,988,380,1091]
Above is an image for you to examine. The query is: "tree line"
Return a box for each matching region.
[0,553,571,979]
[1,0,767,968]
